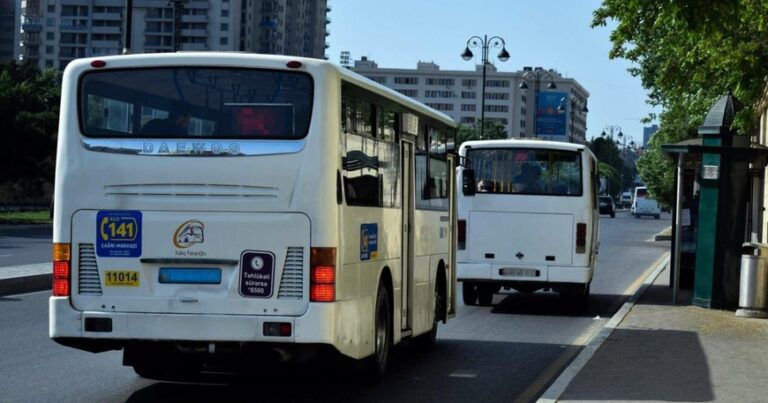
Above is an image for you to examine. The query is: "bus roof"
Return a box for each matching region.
[459,138,591,154]
[66,52,458,130]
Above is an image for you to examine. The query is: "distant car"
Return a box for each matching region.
[599,195,616,218]
[620,191,632,208]
[632,186,661,219]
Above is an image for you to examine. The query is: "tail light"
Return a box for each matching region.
[576,223,586,254]
[310,247,336,302]
[53,243,71,296]
[458,219,466,250]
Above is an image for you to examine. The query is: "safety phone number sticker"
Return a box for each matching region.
[96,210,142,258]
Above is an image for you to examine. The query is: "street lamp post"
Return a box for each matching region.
[519,69,557,138]
[558,95,588,143]
[461,35,510,139]
[600,125,622,196]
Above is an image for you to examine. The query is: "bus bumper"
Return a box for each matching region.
[49,296,372,360]
[457,262,592,284]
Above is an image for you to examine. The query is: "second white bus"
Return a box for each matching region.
[456,139,599,306]
[49,52,458,381]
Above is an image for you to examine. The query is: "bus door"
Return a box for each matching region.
[447,153,457,316]
[401,140,414,331]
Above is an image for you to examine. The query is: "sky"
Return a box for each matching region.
[326,0,660,145]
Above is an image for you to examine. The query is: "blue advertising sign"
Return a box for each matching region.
[239,251,275,298]
[360,223,378,261]
[536,92,567,136]
[96,210,142,257]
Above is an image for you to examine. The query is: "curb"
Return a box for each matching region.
[537,253,671,403]
[0,273,52,297]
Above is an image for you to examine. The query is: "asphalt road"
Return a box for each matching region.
[0,210,670,403]
[0,225,52,267]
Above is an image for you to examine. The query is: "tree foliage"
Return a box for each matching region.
[0,62,60,206]
[592,0,768,202]
[456,120,508,147]
[587,136,637,196]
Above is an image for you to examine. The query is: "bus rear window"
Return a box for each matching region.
[466,148,582,196]
[79,67,313,139]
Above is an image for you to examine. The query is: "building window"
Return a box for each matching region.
[460,117,476,124]
[46,46,54,54]
[425,90,454,98]
[395,89,417,97]
[485,80,510,88]
[461,104,476,112]
[394,77,418,85]
[46,18,55,27]
[521,107,526,115]
[425,103,454,111]
[521,119,526,128]
[221,23,229,31]
[220,37,229,45]
[461,91,476,99]
[365,76,387,85]
[484,105,508,113]
[47,32,54,40]
[426,78,455,86]
[485,92,509,100]
[47,5,55,13]
[45,59,54,68]
[521,95,527,103]
[222,9,229,17]
[462,79,477,87]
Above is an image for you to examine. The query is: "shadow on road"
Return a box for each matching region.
[123,338,565,403]
[488,291,627,319]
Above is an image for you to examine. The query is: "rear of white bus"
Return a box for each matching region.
[49,53,347,377]
[456,140,599,306]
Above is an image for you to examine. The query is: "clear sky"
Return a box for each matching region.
[326,0,659,145]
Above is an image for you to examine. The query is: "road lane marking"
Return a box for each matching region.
[513,252,670,403]
[535,252,670,403]
[449,370,479,378]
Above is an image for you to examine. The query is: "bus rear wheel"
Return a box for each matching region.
[361,282,392,383]
[478,285,497,306]
[462,281,478,306]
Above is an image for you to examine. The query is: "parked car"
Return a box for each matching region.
[599,195,616,218]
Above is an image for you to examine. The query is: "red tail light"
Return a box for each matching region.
[53,243,71,297]
[458,219,466,250]
[576,223,587,254]
[310,247,336,302]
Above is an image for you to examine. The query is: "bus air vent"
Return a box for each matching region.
[277,247,304,299]
[78,244,103,295]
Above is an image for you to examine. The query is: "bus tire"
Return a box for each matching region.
[413,275,445,349]
[362,281,392,383]
[478,285,495,306]
[462,281,478,306]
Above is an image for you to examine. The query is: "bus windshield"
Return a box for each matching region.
[466,148,582,196]
[79,67,313,139]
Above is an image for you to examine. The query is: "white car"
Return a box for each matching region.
[632,187,661,219]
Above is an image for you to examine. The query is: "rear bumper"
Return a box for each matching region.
[49,296,369,359]
[457,262,592,284]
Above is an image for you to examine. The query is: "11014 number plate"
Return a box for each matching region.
[104,270,140,287]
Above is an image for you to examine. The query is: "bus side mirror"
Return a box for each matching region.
[462,169,476,196]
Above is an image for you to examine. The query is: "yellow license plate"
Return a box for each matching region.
[104,270,140,287]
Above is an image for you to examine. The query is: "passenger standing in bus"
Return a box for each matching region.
[140,107,191,136]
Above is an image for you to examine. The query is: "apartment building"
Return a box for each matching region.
[352,57,589,143]
[19,0,329,71]
[0,0,20,62]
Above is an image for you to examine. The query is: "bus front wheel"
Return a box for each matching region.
[462,282,478,306]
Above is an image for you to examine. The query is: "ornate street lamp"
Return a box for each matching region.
[461,35,510,139]
[558,95,589,143]
[519,69,557,138]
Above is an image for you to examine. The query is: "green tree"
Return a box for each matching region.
[592,0,768,202]
[456,120,508,147]
[0,62,61,207]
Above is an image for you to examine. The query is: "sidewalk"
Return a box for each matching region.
[556,264,768,402]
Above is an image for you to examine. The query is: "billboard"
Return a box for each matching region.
[536,92,567,137]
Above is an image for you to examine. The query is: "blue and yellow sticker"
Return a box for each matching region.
[360,223,378,261]
[96,210,142,257]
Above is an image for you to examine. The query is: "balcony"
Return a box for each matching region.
[181,43,207,51]
[91,40,120,48]
[181,29,207,37]
[92,12,122,21]
[187,1,211,9]
[22,23,42,32]
[183,15,207,23]
[92,26,121,34]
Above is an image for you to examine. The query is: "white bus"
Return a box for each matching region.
[50,52,458,381]
[456,140,599,306]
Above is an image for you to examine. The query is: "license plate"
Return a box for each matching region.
[104,270,140,287]
[499,268,539,277]
[159,268,221,284]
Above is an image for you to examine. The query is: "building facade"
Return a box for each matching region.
[351,56,589,143]
[643,124,659,147]
[19,0,329,71]
[0,0,20,62]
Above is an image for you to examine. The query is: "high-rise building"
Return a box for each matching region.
[19,0,329,71]
[643,124,659,147]
[0,0,20,62]
[352,57,589,143]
